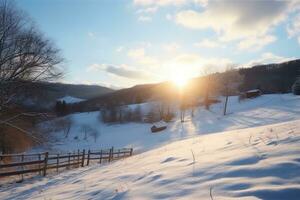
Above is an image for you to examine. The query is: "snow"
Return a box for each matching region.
[246,89,261,93]
[1,119,300,199]
[2,93,300,199]
[57,96,85,104]
[42,93,300,153]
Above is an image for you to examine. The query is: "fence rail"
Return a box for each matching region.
[0,147,133,181]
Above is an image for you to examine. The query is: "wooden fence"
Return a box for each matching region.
[0,147,133,181]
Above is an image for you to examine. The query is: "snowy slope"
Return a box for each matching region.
[57,96,86,104]
[2,119,300,199]
[42,94,300,153]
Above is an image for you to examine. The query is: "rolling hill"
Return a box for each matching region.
[78,59,300,111]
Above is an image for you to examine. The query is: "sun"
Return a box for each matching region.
[171,72,188,89]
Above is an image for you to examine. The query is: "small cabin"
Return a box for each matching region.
[239,89,262,101]
[245,89,262,98]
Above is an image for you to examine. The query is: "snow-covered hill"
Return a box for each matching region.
[42,93,300,153]
[2,118,300,199]
[57,96,86,104]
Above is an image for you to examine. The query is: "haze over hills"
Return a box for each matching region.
[17,82,114,110]
[16,59,299,112]
[75,59,300,111]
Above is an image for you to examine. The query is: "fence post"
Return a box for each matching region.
[81,149,85,167]
[72,151,75,167]
[21,154,24,181]
[77,149,80,167]
[43,152,49,176]
[87,150,90,166]
[38,154,41,175]
[130,148,133,156]
[111,146,114,161]
[99,150,102,164]
[56,153,59,173]
[67,152,71,169]
[108,148,111,162]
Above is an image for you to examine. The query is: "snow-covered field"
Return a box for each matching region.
[42,94,300,153]
[1,118,300,199]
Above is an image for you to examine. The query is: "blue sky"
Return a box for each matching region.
[16,0,300,88]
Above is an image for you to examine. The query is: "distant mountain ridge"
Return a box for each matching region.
[20,59,299,112]
[78,59,300,111]
[18,82,114,111]
[39,82,114,99]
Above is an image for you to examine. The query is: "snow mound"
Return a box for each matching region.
[2,119,300,199]
[57,96,85,104]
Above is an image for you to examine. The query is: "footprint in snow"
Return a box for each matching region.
[267,141,278,146]
[161,157,177,163]
[88,190,101,196]
[178,158,189,162]
[72,180,82,184]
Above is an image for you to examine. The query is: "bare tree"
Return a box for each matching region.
[0,0,63,110]
[180,105,186,122]
[117,105,124,123]
[80,124,90,140]
[0,0,63,153]
[80,124,98,141]
[89,128,99,142]
[292,78,300,95]
[158,102,165,120]
[201,65,217,110]
[221,67,244,115]
[132,105,142,122]
[145,106,160,123]
[56,117,72,138]
[179,96,187,123]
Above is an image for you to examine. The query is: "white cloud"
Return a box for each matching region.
[194,39,222,48]
[116,46,124,53]
[86,63,106,72]
[244,52,296,67]
[133,0,208,7]
[162,53,234,77]
[133,0,189,7]
[87,63,154,80]
[136,6,158,14]
[287,14,300,37]
[175,1,289,41]
[162,42,180,52]
[128,48,145,59]
[127,47,158,66]
[138,15,152,22]
[133,0,207,24]
[238,35,277,51]
[139,41,152,48]
[287,13,300,46]
[87,32,96,38]
[166,13,173,20]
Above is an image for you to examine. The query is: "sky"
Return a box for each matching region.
[16,0,300,89]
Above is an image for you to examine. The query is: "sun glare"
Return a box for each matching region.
[172,73,188,89]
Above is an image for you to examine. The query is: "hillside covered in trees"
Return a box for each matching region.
[15,82,114,111]
[239,59,300,93]
[74,59,300,112]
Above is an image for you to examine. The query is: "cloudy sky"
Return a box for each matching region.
[17,0,300,89]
